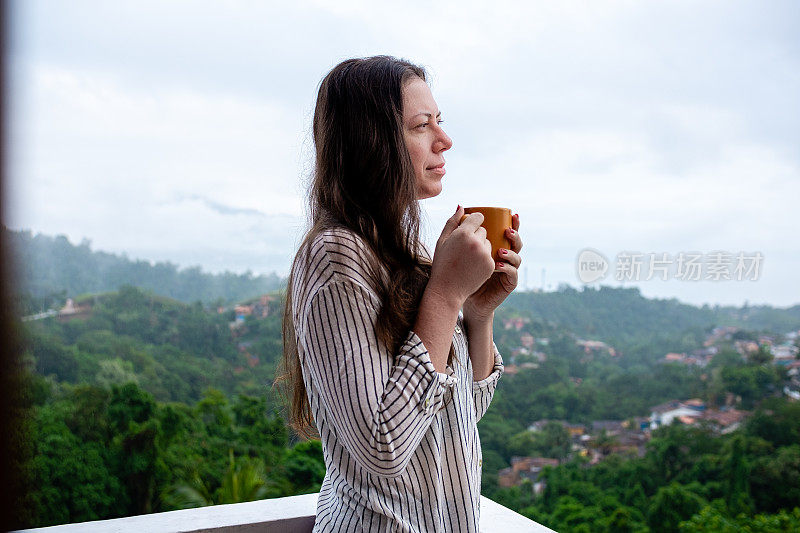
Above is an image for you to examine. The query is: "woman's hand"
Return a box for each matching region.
[426,206,496,310]
[463,213,522,322]
[415,206,495,373]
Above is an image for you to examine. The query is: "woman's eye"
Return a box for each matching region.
[415,120,443,129]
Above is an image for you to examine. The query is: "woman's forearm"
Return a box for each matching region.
[413,285,461,374]
[464,311,495,381]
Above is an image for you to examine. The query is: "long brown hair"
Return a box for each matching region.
[276,56,450,439]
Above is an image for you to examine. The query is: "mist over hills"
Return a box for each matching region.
[505,286,800,349]
[7,227,800,342]
[6,228,284,312]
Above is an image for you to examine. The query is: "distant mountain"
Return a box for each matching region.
[5,228,284,312]
[502,285,800,363]
[8,226,799,341]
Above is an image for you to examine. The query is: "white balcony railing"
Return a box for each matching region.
[15,493,554,533]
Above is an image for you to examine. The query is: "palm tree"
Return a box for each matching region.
[217,450,271,504]
[163,450,271,509]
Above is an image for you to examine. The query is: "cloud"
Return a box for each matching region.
[170,194,271,218]
[6,62,309,275]
[6,0,800,306]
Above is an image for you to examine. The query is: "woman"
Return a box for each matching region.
[280,56,522,532]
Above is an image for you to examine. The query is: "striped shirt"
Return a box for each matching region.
[291,227,504,533]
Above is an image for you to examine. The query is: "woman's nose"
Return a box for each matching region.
[436,130,453,152]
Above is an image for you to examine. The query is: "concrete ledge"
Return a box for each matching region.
[481,496,555,532]
[17,494,554,533]
[16,493,319,533]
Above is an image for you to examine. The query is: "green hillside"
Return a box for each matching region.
[502,286,800,366]
[508,285,800,343]
[8,231,800,531]
[23,285,282,404]
[5,228,284,312]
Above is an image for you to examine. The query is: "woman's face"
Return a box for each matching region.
[402,77,453,200]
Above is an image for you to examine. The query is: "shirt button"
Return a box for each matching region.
[479,459,482,467]
[454,325,462,334]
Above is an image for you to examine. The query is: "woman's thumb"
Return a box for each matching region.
[441,205,464,237]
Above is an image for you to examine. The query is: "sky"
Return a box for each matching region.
[5,0,800,308]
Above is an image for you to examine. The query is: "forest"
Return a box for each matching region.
[8,230,800,531]
[7,228,284,312]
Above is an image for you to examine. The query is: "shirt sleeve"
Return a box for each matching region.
[299,278,457,478]
[472,344,504,422]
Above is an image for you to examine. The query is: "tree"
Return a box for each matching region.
[163,450,271,508]
[30,332,79,382]
[548,496,602,532]
[749,344,773,365]
[680,504,800,532]
[196,388,233,439]
[477,410,524,461]
[29,407,126,527]
[591,429,619,458]
[108,383,155,433]
[746,400,800,448]
[507,430,537,457]
[540,421,571,460]
[96,359,139,388]
[646,482,707,533]
[723,436,751,515]
[66,385,109,442]
[283,440,326,494]
[117,419,159,515]
[750,445,800,514]
[600,506,648,533]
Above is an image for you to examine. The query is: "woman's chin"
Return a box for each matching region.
[416,182,443,200]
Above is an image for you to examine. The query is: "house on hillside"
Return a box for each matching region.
[693,346,719,358]
[649,399,705,430]
[498,456,559,493]
[664,352,685,363]
[772,343,799,363]
[520,332,535,348]
[502,317,527,331]
[234,304,254,323]
[232,294,276,327]
[57,298,92,322]
[704,326,738,347]
[528,420,585,437]
[701,408,749,434]
[785,360,800,377]
[627,416,651,432]
[256,294,276,317]
[663,351,712,367]
[591,420,625,435]
[758,335,775,346]
[577,339,617,357]
[735,340,760,356]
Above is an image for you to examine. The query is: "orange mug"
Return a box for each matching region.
[459,206,513,263]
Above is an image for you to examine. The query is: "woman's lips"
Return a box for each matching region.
[427,164,446,176]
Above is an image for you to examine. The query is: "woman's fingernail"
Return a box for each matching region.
[508,229,515,235]
[496,262,504,269]
[500,249,508,255]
